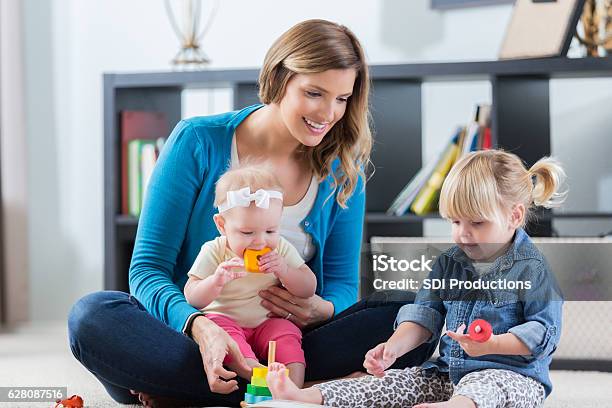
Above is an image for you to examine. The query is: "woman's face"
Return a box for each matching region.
[277,69,357,147]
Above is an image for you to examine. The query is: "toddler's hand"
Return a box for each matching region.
[363,342,398,377]
[213,257,247,287]
[446,323,496,357]
[258,251,288,278]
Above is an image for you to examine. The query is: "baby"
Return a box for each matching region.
[184,163,317,388]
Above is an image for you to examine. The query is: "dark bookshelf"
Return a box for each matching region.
[365,211,612,223]
[104,56,612,293]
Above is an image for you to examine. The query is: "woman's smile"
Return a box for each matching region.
[302,117,329,135]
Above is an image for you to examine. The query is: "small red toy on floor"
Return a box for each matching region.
[54,394,83,408]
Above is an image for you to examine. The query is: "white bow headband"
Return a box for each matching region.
[218,187,283,213]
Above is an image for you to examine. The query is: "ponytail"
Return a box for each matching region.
[528,157,567,208]
[440,150,567,229]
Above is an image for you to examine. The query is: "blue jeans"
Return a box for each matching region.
[67,290,436,407]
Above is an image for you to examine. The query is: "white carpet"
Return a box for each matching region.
[0,322,134,408]
[1,322,610,407]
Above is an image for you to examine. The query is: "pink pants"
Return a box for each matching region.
[206,314,306,366]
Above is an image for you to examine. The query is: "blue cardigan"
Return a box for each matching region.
[129,104,365,333]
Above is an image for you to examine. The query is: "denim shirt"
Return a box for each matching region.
[395,228,563,397]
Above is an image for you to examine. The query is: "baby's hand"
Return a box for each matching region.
[258,251,288,278]
[213,257,247,287]
[446,323,497,357]
[363,342,398,377]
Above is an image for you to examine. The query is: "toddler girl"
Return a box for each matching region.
[266,149,565,408]
[184,163,317,388]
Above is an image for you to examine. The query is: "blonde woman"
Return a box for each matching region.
[266,150,565,408]
[68,19,434,406]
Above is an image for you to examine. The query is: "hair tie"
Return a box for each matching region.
[218,187,283,213]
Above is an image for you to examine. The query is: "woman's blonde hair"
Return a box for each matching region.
[214,163,283,209]
[439,149,567,227]
[258,19,372,208]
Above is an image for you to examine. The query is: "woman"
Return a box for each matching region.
[68,19,435,407]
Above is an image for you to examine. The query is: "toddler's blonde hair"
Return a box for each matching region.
[439,149,566,228]
[214,163,284,209]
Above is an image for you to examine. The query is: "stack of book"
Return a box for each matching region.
[387,104,492,216]
[120,111,169,217]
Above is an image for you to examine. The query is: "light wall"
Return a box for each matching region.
[1,0,28,324]
[21,0,612,320]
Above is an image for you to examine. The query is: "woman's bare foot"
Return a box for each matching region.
[266,363,323,404]
[129,389,193,407]
[413,395,477,408]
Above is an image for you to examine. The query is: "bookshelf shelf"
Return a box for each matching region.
[546,212,612,219]
[118,211,612,228]
[115,215,138,225]
[104,56,612,293]
[106,56,612,88]
[365,211,612,223]
[365,213,442,223]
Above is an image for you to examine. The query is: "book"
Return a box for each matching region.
[386,127,462,216]
[461,121,480,157]
[386,103,491,216]
[140,143,157,208]
[120,111,168,215]
[476,103,492,151]
[386,161,433,216]
[410,136,460,215]
[459,103,491,157]
[482,127,492,150]
[128,139,156,217]
[455,126,466,153]
[477,104,491,128]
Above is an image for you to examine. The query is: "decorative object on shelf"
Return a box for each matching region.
[575,0,612,56]
[499,0,586,59]
[164,0,219,69]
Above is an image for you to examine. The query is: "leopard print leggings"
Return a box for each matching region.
[315,367,545,408]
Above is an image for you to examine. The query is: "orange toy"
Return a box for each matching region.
[244,247,272,272]
[55,395,83,408]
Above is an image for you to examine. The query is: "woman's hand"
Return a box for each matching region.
[363,342,399,377]
[259,286,334,329]
[190,316,250,394]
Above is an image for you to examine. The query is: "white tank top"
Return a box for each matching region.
[231,135,317,262]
